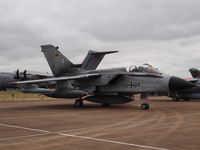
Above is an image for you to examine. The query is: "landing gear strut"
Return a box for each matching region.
[141,103,149,110]
[140,94,150,110]
[74,99,83,108]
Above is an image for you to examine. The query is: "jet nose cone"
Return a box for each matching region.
[169,76,195,91]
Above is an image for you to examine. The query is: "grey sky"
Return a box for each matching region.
[0,0,200,77]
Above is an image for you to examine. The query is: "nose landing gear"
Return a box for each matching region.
[141,103,149,110]
[140,94,150,110]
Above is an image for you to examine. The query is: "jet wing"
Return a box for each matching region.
[13,73,100,85]
[13,71,162,86]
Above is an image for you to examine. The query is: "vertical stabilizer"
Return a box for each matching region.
[189,68,200,78]
[41,45,73,76]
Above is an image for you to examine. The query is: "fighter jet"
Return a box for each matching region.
[0,70,52,91]
[168,68,200,101]
[14,45,195,109]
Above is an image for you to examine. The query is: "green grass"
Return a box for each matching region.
[0,91,55,102]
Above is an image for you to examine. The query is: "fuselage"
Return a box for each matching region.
[43,67,194,103]
[97,75,170,94]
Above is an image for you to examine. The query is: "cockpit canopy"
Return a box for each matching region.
[129,63,162,75]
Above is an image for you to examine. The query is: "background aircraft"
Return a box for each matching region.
[168,68,200,101]
[0,70,52,91]
[189,68,200,79]
[14,45,195,109]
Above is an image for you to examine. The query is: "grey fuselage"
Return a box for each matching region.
[44,67,184,101]
[96,74,170,95]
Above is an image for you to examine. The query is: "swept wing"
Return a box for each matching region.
[13,73,100,85]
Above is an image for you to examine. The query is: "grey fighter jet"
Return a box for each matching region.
[14,45,195,109]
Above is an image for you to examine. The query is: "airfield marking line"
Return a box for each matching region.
[0,133,51,141]
[0,123,50,133]
[1,112,200,134]
[58,133,169,150]
[1,112,200,148]
[0,113,78,120]
[55,112,200,134]
[0,123,168,150]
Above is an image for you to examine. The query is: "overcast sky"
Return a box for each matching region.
[0,0,200,77]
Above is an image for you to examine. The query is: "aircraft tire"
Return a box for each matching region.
[145,103,149,110]
[74,99,83,108]
[141,103,149,110]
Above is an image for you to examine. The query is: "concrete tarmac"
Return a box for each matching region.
[0,97,200,150]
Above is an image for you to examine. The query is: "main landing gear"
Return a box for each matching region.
[74,99,83,108]
[141,103,149,110]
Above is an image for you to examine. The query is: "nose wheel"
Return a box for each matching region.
[141,103,149,110]
[74,99,83,108]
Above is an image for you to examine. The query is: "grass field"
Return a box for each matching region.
[0,91,55,102]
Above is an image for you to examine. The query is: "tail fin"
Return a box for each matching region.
[189,68,200,78]
[41,45,74,76]
[81,50,118,70]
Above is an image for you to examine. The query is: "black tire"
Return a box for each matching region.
[141,103,149,110]
[145,103,149,110]
[74,99,83,108]
[141,103,146,110]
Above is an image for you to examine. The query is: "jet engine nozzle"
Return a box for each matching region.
[169,76,195,91]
